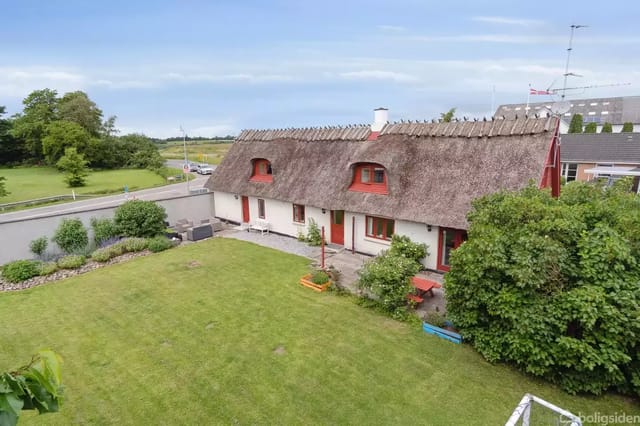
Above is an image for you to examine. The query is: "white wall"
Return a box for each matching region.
[213,192,242,223]
[345,213,439,269]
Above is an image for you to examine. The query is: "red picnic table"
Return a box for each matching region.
[407,276,442,304]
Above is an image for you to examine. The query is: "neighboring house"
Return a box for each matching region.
[495,95,640,133]
[560,132,640,191]
[206,110,560,272]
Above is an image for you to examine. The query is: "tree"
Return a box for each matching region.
[445,182,640,396]
[0,350,63,426]
[0,176,8,198]
[584,122,597,133]
[622,122,634,132]
[42,121,91,165]
[10,89,59,161]
[568,114,583,133]
[601,122,613,133]
[0,106,24,165]
[440,108,456,123]
[119,134,164,170]
[56,147,90,187]
[58,91,103,136]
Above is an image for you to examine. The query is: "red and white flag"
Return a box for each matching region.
[529,88,552,95]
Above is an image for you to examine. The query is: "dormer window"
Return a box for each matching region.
[349,163,388,194]
[250,158,273,183]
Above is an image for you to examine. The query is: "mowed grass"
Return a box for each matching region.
[0,167,167,203]
[0,238,637,425]
[159,141,233,164]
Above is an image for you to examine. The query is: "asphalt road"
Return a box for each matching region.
[0,168,214,223]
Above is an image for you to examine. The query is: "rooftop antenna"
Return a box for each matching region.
[560,24,588,101]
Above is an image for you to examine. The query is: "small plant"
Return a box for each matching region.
[108,241,126,256]
[297,229,306,242]
[39,262,59,276]
[29,236,49,259]
[52,218,88,254]
[310,270,330,285]
[306,219,323,246]
[424,310,446,328]
[90,217,120,246]
[91,247,114,263]
[123,237,148,252]
[147,236,172,253]
[1,260,42,283]
[57,255,86,270]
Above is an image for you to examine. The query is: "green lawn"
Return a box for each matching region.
[0,167,168,204]
[159,142,232,164]
[0,239,637,425]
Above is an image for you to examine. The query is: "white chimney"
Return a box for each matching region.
[371,107,389,132]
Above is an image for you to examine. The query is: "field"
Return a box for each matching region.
[1,238,637,425]
[0,167,171,204]
[159,141,233,164]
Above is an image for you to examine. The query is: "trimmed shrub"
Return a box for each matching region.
[52,218,88,254]
[90,217,120,246]
[388,235,428,263]
[39,262,59,276]
[29,236,48,258]
[123,238,148,252]
[57,255,86,269]
[91,247,114,263]
[108,242,126,256]
[1,260,42,283]
[147,236,172,253]
[114,200,167,238]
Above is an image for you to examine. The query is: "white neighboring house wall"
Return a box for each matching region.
[213,191,439,269]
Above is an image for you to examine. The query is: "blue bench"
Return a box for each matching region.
[422,322,463,344]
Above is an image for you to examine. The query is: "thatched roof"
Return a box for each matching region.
[206,117,558,230]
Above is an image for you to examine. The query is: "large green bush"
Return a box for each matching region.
[1,260,42,283]
[52,218,88,254]
[114,200,167,238]
[90,217,120,246]
[445,182,640,396]
[358,250,421,316]
[147,236,173,253]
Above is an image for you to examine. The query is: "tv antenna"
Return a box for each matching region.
[560,24,588,100]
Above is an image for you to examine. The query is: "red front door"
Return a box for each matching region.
[241,196,250,223]
[330,210,344,245]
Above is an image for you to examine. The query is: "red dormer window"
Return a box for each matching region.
[349,163,388,194]
[250,158,273,182]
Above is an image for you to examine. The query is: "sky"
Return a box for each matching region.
[2,0,640,138]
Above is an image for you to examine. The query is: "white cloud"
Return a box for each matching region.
[0,66,87,97]
[162,72,295,84]
[338,70,418,83]
[472,16,545,26]
[377,25,406,32]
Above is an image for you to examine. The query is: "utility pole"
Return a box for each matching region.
[561,24,588,100]
[180,125,190,193]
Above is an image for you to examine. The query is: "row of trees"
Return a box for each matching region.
[0,89,164,171]
[568,114,634,133]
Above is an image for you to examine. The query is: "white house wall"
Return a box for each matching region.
[344,213,439,270]
[213,191,440,269]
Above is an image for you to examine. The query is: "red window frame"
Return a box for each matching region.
[250,159,273,183]
[349,163,388,194]
[365,216,394,241]
[258,199,266,219]
[293,204,305,223]
[437,227,467,272]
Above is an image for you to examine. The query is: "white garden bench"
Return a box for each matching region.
[250,219,271,235]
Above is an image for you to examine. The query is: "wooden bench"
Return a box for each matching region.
[406,294,424,305]
[250,219,270,235]
[411,276,442,298]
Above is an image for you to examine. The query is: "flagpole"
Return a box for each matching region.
[526,83,531,112]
